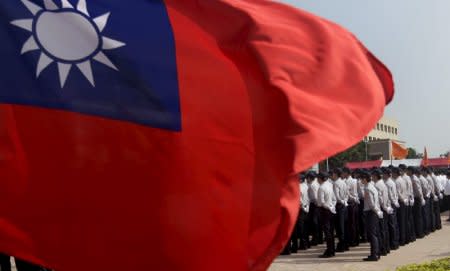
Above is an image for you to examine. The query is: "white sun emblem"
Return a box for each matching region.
[11,0,126,88]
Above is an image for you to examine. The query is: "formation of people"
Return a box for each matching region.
[282,165,450,262]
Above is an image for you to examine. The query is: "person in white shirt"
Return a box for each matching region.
[297,174,310,250]
[343,167,359,247]
[354,169,367,243]
[374,169,392,256]
[419,168,432,235]
[430,168,442,230]
[424,169,437,232]
[382,168,399,250]
[317,172,336,258]
[399,164,416,243]
[408,167,426,238]
[306,172,322,246]
[331,168,349,252]
[361,170,382,262]
[444,171,450,222]
[393,167,408,246]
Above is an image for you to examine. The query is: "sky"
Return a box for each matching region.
[281,0,450,157]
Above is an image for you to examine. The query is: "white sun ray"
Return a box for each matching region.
[21,36,39,54]
[77,0,89,16]
[36,53,53,77]
[61,0,74,8]
[43,0,58,10]
[10,19,33,32]
[58,63,72,88]
[20,0,42,15]
[102,37,126,50]
[93,12,110,32]
[93,51,118,70]
[77,61,95,86]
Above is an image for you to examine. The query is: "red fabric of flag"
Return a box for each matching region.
[392,141,408,159]
[0,1,393,271]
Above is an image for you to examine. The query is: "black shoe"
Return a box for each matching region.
[446,218,450,222]
[363,256,379,262]
[336,248,345,253]
[319,253,334,258]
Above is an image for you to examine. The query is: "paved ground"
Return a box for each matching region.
[269,213,450,271]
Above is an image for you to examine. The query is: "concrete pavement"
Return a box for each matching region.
[269,213,450,271]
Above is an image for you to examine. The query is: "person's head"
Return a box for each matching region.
[317,172,329,184]
[447,171,450,179]
[420,167,428,176]
[371,169,382,181]
[398,164,407,175]
[406,166,414,176]
[306,171,317,183]
[352,168,361,179]
[342,167,351,178]
[298,172,306,183]
[331,168,342,181]
[360,171,371,185]
[382,168,391,180]
[392,167,400,179]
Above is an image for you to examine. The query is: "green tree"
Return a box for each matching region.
[321,141,366,170]
[407,147,420,159]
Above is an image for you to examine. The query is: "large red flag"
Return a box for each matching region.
[0,0,393,270]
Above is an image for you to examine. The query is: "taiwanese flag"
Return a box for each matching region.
[0,1,393,270]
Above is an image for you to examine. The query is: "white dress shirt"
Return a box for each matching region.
[317,180,337,214]
[426,175,438,201]
[401,174,413,206]
[411,175,426,206]
[384,177,400,208]
[364,182,383,218]
[395,176,409,205]
[444,176,450,196]
[420,175,431,198]
[345,176,360,204]
[375,179,393,214]
[300,182,310,213]
[333,178,348,206]
[308,179,320,204]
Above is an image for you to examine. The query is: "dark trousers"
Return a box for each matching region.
[359,199,366,241]
[298,210,309,249]
[423,199,431,234]
[397,202,407,245]
[429,198,436,232]
[320,208,335,255]
[335,203,347,250]
[0,254,11,271]
[406,205,416,242]
[365,211,380,258]
[387,209,399,249]
[347,201,359,246]
[433,199,441,229]
[413,198,424,238]
[308,203,322,245]
[378,212,389,254]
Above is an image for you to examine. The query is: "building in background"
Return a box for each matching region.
[365,116,399,142]
[364,116,404,160]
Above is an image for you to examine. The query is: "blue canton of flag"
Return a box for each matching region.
[0,0,181,131]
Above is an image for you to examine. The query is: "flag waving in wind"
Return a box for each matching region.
[0,1,393,270]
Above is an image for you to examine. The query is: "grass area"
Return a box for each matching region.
[396,258,450,271]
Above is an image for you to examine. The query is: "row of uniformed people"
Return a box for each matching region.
[282,165,450,261]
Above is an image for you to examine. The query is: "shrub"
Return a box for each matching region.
[396,258,450,271]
